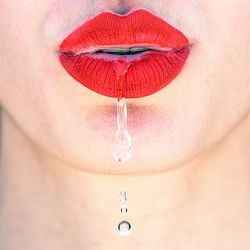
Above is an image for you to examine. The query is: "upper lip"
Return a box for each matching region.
[59,9,190,55]
[58,9,191,98]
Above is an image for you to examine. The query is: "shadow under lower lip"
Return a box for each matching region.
[85,102,163,132]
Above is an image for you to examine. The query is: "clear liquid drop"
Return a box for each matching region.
[117,221,132,236]
[113,97,132,163]
[119,191,127,202]
[112,59,132,163]
[120,204,128,213]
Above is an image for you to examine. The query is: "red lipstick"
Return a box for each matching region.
[59,9,191,98]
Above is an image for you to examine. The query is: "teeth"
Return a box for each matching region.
[102,48,130,53]
[100,47,151,54]
[130,47,150,53]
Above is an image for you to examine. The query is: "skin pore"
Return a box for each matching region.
[0,0,250,249]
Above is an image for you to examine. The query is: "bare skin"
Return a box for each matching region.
[0,0,250,249]
[0,107,249,250]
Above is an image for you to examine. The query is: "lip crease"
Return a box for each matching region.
[59,9,191,98]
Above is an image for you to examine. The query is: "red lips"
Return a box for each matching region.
[59,9,191,98]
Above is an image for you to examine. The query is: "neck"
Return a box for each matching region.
[0,110,250,250]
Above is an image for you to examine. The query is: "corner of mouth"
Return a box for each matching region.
[57,9,194,98]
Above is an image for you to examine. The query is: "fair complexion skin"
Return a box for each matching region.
[0,0,249,249]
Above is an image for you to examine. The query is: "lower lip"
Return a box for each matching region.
[59,46,190,99]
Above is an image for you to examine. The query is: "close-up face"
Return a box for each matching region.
[0,0,249,175]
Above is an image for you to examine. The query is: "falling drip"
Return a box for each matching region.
[117,191,131,236]
[117,220,132,236]
[112,59,132,163]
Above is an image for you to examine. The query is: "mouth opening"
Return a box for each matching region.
[94,47,153,55]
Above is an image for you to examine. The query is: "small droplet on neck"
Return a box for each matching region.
[117,220,132,236]
[112,59,132,163]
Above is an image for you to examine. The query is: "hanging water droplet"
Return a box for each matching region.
[117,220,132,236]
[113,97,132,163]
[111,58,132,163]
